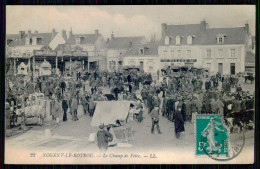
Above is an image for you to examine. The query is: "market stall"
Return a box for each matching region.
[17,62,29,75]
[40,60,52,76]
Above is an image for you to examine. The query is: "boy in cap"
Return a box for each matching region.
[97,124,113,152]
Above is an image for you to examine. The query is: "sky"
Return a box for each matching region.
[6,5,255,41]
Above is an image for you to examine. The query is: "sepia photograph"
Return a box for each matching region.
[5,5,255,164]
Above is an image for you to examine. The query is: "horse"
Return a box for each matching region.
[244,75,254,84]
[224,99,251,133]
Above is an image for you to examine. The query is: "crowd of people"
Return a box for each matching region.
[5,66,254,143]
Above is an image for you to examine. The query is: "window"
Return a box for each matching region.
[217,34,226,44]
[218,37,223,43]
[109,61,115,69]
[230,63,235,75]
[171,50,174,57]
[29,38,32,45]
[140,48,144,54]
[76,37,81,44]
[165,36,170,45]
[187,36,192,45]
[37,38,42,45]
[176,36,181,45]
[187,50,191,57]
[218,49,223,57]
[177,50,181,57]
[207,49,211,58]
[164,50,168,57]
[231,49,235,57]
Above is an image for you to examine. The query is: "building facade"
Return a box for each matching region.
[6,29,60,76]
[158,20,253,75]
[65,29,107,71]
[123,43,159,73]
[106,34,147,72]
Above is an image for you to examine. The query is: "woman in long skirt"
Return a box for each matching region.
[174,109,185,139]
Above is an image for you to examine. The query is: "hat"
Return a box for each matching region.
[99,124,104,129]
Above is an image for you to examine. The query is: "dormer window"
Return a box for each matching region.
[216,34,226,44]
[76,37,81,44]
[37,38,42,45]
[187,36,193,45]
[176,36,181,45]
[165,36,170,45]
[26,38,32,45]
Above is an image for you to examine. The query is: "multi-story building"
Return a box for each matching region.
[123,43,159,73]
[158,20,254,75]
[65,29,107,71]
[106,33,147,72]
[6,29,62,76]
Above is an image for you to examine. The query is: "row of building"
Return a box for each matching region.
[6,20,255,77]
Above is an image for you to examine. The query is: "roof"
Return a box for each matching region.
[163,24,201,45]
[107,36,145,49]
[6,34,20,40]
[163,23,247,45]
[245,52,255,63]
[124,43,159,57]
[66,34,99,45]
[7,32,57,47]
[196,27,247,45]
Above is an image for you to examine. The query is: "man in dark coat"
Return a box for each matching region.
[113,86,120,100]
[147,94,154,113]
[161,78,167,98]
[181,98,187,122]
[174,106,185,139]
[127,74,132,83]
[97,124,113,152]
[62,97,68,121]
[129,83,133,93]
[166,97,175,121]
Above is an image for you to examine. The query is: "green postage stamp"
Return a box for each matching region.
[195,114,229,156]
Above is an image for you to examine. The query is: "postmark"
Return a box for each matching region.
[195,114,245,161]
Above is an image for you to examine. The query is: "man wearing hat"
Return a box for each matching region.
[97,124,113,152]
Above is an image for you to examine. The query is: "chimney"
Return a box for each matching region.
[95,29,99,38]
[19,31,25,39]
[62,30,67,41]
[161,23,167,40]
[52,28,56,38]
[245,23,249,35]
[111,31,114,39]
[69,27,73,38]
[200,19,208,32]
[35,30,38,33]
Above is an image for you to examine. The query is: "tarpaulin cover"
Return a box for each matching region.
[91,101,132,126]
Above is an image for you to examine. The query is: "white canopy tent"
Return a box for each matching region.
[91,101,132,127]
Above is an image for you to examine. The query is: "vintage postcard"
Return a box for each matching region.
[5,5,255,164]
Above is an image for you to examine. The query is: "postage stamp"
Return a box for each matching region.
[196,114,229,156]
[195,114,245,161]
